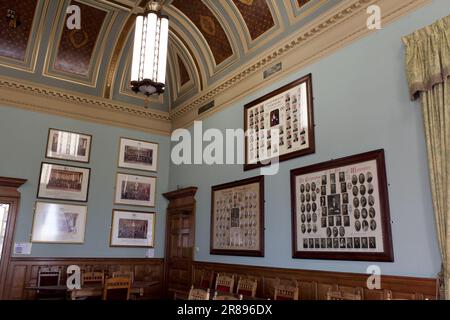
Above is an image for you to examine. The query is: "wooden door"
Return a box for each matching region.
[0,177,27,299]
[163,187,197,299]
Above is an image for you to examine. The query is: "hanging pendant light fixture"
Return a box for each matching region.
[130,0,169,96]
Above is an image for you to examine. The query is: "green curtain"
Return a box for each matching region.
[403,15,450,300]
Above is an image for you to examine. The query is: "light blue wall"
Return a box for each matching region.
[169,1,450,278]
[0,105,170,258]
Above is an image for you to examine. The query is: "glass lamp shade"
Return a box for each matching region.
[130,9,169,96]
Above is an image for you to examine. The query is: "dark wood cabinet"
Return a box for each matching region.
[163,187,197,299]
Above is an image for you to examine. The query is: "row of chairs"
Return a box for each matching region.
[190,272,300,300]
[188,287,244,300]
[194,271,409,300]
[36,267,135,300]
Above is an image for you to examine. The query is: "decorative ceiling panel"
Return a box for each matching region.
[0,0,38,61]
[54,1,107,76]
[232,0,275,41]
[0,0,347,115]
[177,55,190,86]
[43,0,118,87]
[171,0,233,65]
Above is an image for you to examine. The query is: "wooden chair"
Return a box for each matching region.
[102,277,131,300]
[274,279,299,300]
[213,291,243,300]
[199,270,214,290]
[215,273,235,293]
[384,289,408,300]
[37,266,61,287]
[112,270,134,284]
[82,271,105,287]
[36,266,64,300]
[327,288,362,300]
[236,276,257,298]
[188,285,210,300]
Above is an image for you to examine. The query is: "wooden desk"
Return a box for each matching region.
[25,285,68,300]
[26,285,68,291]
[69,281,158,300]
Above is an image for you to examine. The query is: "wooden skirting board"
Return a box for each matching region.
[2,257,437,300]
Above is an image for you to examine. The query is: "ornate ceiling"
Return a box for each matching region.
[0,0,342,114]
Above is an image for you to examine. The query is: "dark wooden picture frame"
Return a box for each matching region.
[244,73,315,171]
[110,209,156,248]
[118,137,159,173]
[45,128,92,163]
[114,173,157,208]
[37,162,91,203]
[210,176,265,257]
[290,149,394,262]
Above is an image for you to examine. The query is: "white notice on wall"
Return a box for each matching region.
[14,242,32,255]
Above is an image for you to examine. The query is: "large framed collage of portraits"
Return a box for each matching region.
[244,74,315,171]
[290,150,394,262]
[210,176,264,257]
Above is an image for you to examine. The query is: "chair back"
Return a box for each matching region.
[199,270,214,289]
[274,279,299,300]
[112,270,134,284]
[213,291,243,300]
[327,288,362,300]
[215,273,235,293]
[82,271,105,287]
[188,285,210,300]
[37,267,61,287]
[236,277,257,298]
[102,277,131,300]
[384,289,408,300]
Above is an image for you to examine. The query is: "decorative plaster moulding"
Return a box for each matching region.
[0,76,171,136]
[0,0,431,136]
[169,0,432,129]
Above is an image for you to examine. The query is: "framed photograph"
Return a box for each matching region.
[210,176,264,257]
[244,74,315,171]
[37,162,90,202]
[46,129,92,163]
[118,138,158,172]
[110,210,155,247]
[31,202,87,243]
[291,149,394,262]
[114,173,156,207]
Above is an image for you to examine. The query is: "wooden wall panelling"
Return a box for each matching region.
[191,261,437,300]
[3,258,164,300]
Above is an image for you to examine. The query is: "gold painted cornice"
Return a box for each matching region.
[0,76,171,136]
[169,0,431,129]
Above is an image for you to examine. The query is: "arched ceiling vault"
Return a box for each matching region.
[0,0,343,115]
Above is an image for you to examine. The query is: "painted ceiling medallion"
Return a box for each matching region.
[6,9,21,29]
[239,0,254,5]
[200,15,216,36]
[68,29,89,49]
